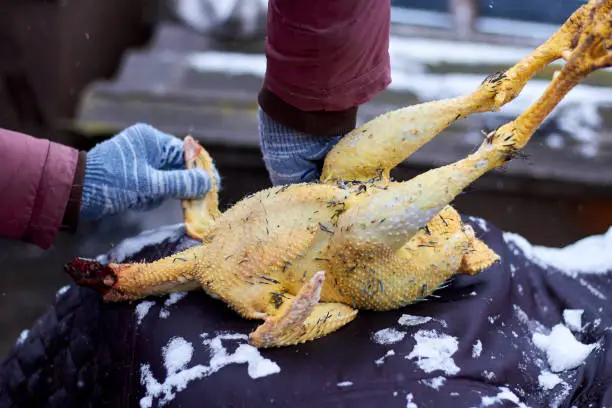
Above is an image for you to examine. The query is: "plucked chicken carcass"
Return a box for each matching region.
[66,0,612,348]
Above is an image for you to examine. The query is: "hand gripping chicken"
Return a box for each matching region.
[66,0,612,348]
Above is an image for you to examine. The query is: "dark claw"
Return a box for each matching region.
[64,257,117,294]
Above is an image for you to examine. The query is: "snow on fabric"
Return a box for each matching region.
[398,314,433,326]
[97,223,186,264]
[159,292,188,319]
[421,376,446,390]
[15,330,29,346]
[482,370,495,380]
[503,228,612,276]
[140,333,280,407]
[336,381,353,387]
[466,216,490,233]
[186,46,612,122]
[375,350,396,366]
[406,330,460,375]
[563,309,584,332]
[532,324,598,373]
[472,339,482,358]
[405,393,418,408]
[136,301,156,326]
[538,371,563,390]
[55,285,70,299]
[480,387,529,408]
[372,328,406,345]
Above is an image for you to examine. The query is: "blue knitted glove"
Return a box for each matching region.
[258,108,343,186]
[80,123,220,221]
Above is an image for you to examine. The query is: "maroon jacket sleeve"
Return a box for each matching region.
[258,0,391,136]
[263,0,391,111]
[0,128,85,249]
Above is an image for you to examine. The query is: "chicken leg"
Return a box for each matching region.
[335,5,612,251]
[320,0,610,185]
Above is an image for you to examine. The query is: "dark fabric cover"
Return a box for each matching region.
[1,218,611,407]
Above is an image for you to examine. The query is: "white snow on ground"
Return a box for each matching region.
[159,292,188,319]
[140,333,280,407]
[503,228,612,276]
[188,47,612,120]
[532,324,598,373]
[406,330,460,375]
[557,102,602,156]
[187,37,611,159]
[388,36,538,67]
[545,133,566,149]
[135,301,156,325]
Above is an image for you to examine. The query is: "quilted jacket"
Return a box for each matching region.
[1,218,611,407]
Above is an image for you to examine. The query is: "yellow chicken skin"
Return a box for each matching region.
[65,0,612,348]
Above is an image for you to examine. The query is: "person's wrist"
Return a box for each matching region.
[61,150,87,232]
[79,149,111,221]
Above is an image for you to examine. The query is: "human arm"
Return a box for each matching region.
[0,124,218,249]
[258,0,392,185]
[0,127,83,248]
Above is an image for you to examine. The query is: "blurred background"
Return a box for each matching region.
[1,0,611,355]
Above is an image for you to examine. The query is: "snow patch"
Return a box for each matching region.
[164,336,194,374]
[503,229,612,276]
[15,330,29,346]
[467,216,489,232]
[140,333,280,407]
[482,370,496,380]
[99,223,186,264]
[406,330,460,375]
[578,278,606,300]
[406,393,418,408]
[398,314,433,326]
[563,309,584,332]
[56,285,70,299]
[337,381,353,387]
[373,328,406,345]
[538,371,563,390]
[545,133,566,149]
[532,324,598,373]
[136,301,156,325]
[472,339,482,358]
[421,376,446,390]
[481,387,529,407]
[186,48,612,124]
[557,102,602,152]
[159,292,188,319]
[375,349,396,366]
